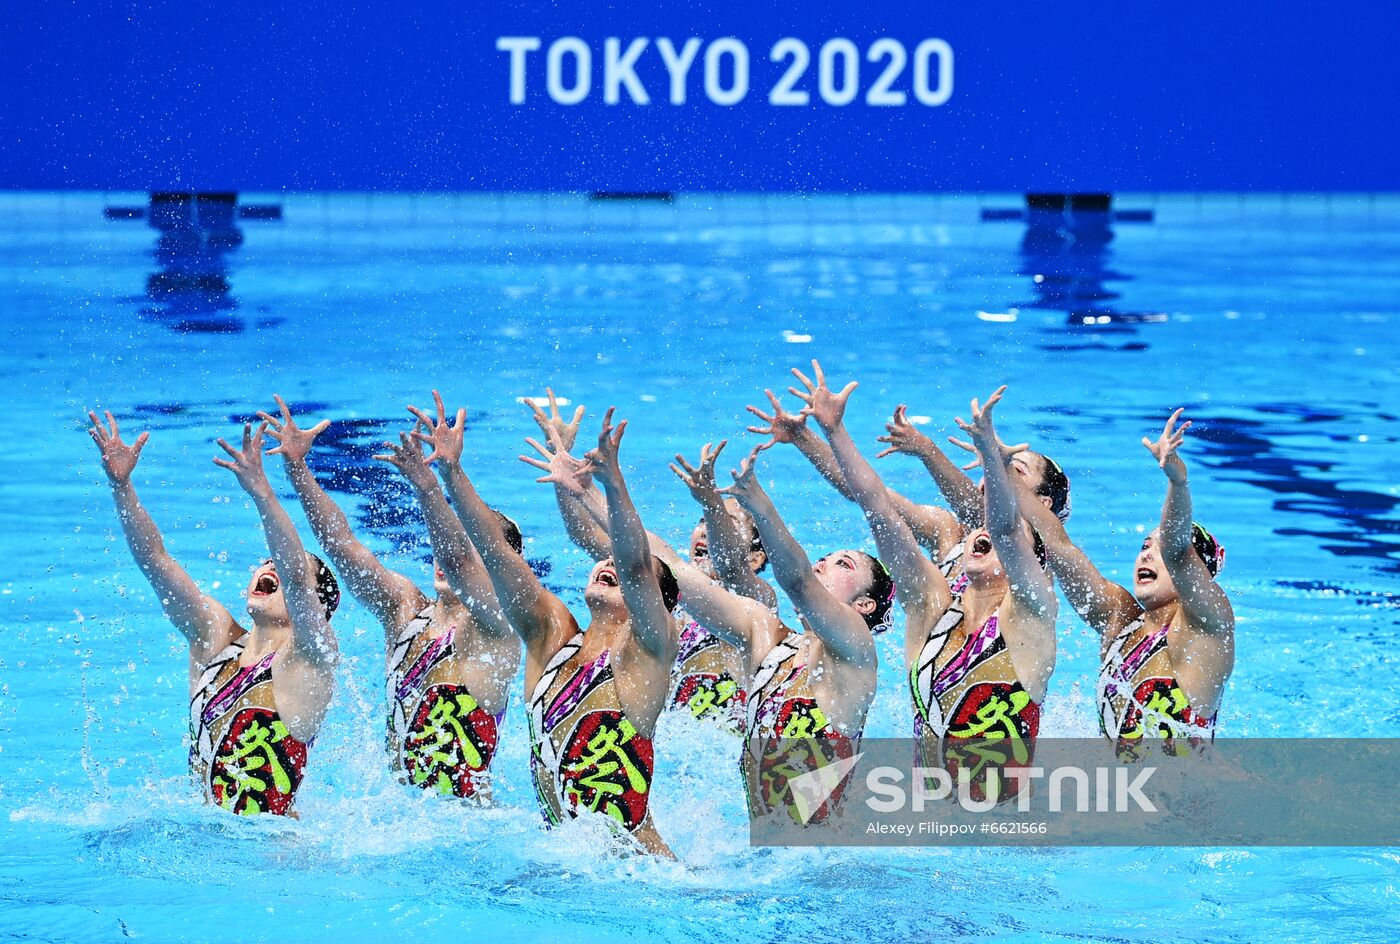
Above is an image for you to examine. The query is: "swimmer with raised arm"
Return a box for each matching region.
[259,396,520,799]
[89,413,340,816]
[522,405,888,821]
[718,444,887,821]
[1012,410,1234,754]
[753,375,1072,578]
[788,370,1057,800]
[522,392,773,730]
[416,395,679,856]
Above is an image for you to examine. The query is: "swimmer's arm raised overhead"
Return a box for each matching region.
[260,396,423,632]
[722,447,876,668]
[959,389,1056,619]
[376,430,512,638]
[415,393,564,646]
[671,440,778,610]
[214,423,337,667]
[1144,411,1233,636]
[790,362,950,630]
[518,403,610,560]
[88,411,239,662]
[586,411,676,662]
[1010,477,1136,638]
[751,389,962,559]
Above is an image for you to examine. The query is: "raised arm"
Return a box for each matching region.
[1011,479,1137,636]
[520,424,611,562]
[260,396,422,629]
[214,423,337,666]
[375,430,512,638]
[670,439,778,610]
[787,361,949,629]
[413,392,560,644]
[585,411,675,661]
[88,411,239,661]
[752,389,967,555]
[956,388,1055,617]
[721,446,875,668]
[1143,410,1233,636]
[875,405,973,559]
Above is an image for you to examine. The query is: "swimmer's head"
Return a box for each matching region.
[1133,525,1224,609]
[688,499,768,578]
[813,550,894,632]
[583,556,680,617]
[961,524,1047,585]
[246,554,340,623]
[434,509,523,594]
[978,451,1072,522]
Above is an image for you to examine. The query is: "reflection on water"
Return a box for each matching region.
[986,193,1165,352]
[1017,193,1127,316]
[1188,404,1400,575]
[106,192,283,334]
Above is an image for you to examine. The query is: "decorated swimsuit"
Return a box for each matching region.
[527,632,657,835]
[909,561,1042,803]
[189,638,310,817]
[743,631,861,823]
[386,605,504,798]
[1097,617,1217,759]
[667,606,747,733]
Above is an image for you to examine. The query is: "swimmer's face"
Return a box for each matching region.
[689,500,766,578]
[962,528,1005,581]
[245,558,291,623]
[688,520,717,578]
[813,550,877,621]
[1133,530,1179,609]
[583,557,625,612]
[431,555,451,594]
[977,453,1054,513]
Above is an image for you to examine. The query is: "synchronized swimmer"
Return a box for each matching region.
[87,362,1236,850]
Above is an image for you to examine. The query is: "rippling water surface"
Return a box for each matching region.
[1,193,1397,942]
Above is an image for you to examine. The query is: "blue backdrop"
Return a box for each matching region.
[4,2,1397,191]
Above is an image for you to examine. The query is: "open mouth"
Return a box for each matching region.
[693,542,709,559]
[435,567,446,580]
[252,572,279,596]
[593,568,619,588]
[1136,567,1158,582]
[971,534,994,557]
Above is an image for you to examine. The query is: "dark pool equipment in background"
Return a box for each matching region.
[104,192,283,335]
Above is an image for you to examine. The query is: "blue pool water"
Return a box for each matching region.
[1,193,1398,941]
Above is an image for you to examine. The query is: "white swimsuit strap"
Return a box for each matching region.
[528,630,585,776]
[189,637,248,769]
[745,632,802,736]
[1096,615,1145,736]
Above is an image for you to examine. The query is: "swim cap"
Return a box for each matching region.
[1191,523,1225,577]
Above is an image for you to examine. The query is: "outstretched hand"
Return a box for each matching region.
[373,427,436,488]
[583,408,628,490]
[789,359,858,431]
[1143,408,1191,484]
[951,386,1026,469]
[875,405,936,460]
[408,390,466,466]
[519,424,595,496]
[718,441,773,507]
[746,389,809,447]
[259,394,331,463]
[525,387,586,454]
[670,440,727,502]
[214,422,272,494]
[88,410,149,484]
